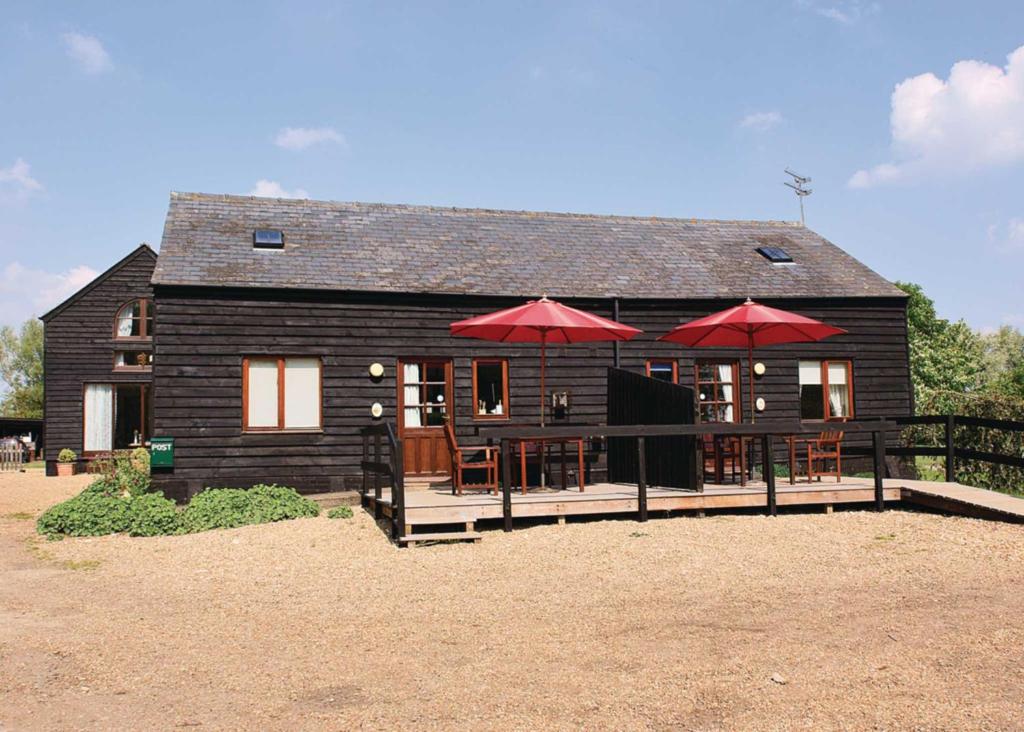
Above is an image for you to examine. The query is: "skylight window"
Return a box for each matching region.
[253,229,284,249]
[756,246,793,263]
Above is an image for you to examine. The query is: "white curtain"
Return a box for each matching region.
[284,358,320,429]
[247,359,279,428]
[827,363,850,417]
[718,364,734,422]
[84,384,113,452]
[403,363,421,428]
[116,305,134,337]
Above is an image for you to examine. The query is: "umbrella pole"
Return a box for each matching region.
[540,331,547,488]
[748,337,755,425]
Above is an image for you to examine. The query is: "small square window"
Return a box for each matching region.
[253,229,285,249]
[756,246,792,263]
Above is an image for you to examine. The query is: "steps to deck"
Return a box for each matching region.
[898,480,1024,523]
[310,490,361,510]
[398,531,482,547]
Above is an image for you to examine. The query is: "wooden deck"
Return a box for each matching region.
[369,477,1024,535]
[371,477,903,531]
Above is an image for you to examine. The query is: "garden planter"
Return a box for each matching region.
[56,462,76,477]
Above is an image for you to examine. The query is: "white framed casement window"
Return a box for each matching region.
[799,360,854,420]
[243,357,322,431]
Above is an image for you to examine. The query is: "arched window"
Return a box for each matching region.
[114,299,153,339]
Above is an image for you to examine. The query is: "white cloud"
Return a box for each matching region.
[850,44,1024,188]
[61,32,113,75]
[274,127,345,151]
[0,261,98,326]
[0,158,43,201]
[983,218,1024,255]
[248,180,310,199]
[738,111,783,132]
[797,1,879,24]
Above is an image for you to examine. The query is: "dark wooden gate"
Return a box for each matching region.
[607,367,698,490]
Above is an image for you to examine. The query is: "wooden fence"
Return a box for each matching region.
[887,414,1024,482]
[0,443,24,473]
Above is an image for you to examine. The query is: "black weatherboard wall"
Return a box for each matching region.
[40,245,157,473]
[150,285,910,500]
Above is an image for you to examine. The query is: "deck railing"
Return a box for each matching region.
[883,414,1024,485]
[359,422,405,541]
[478,420,896,530]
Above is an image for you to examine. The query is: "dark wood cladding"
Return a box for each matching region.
[42,247,157,472]
[151,285,910,501]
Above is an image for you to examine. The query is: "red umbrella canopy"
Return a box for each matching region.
[450,296,641,343]
[658,298,846,347]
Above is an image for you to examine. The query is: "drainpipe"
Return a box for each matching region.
[612,298,621,368]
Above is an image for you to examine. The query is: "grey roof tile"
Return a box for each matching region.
[152,192,904,300]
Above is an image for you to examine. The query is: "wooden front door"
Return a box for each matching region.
[397,359,454,475]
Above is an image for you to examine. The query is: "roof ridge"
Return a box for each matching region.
[169,191,804,228]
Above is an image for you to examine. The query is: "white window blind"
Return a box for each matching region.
[798,361,822,385]
[247,359,279,428]
[284,358,320,429]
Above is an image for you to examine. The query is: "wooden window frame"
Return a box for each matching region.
[112,298,154,341]
[471,358,510,421]
[112,349,153,372]
[694,361,741,423]
[242,356,323,433]
[822,359,854,421]
[645,359,678,384]
[397,359,454,432]
[81,382,151,457]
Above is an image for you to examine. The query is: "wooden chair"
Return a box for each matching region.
[443,421,499,496]
[702,434,746,486]
[787,422,846,483]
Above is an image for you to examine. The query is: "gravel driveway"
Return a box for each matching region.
[2,471,1023,730]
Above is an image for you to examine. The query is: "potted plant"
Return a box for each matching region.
[56,449,77,477]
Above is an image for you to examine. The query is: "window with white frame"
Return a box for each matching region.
[243,357,322,431]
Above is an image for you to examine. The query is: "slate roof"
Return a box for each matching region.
[153,192,904,300]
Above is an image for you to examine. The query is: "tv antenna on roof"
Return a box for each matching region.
[784,168,812,225]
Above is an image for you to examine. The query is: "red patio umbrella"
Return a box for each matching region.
[658,298,846,422]
[450,296,642,426]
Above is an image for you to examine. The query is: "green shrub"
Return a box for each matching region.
[179,484,319,533]
[98,451,151,497]
[57,449,76,463]
[127,493,181,537]
[37,482,180,538]
[327,505,353,519]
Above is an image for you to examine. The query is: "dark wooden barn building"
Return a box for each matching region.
[43,193,912,500]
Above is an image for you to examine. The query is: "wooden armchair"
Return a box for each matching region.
[786,422,846,484]
[444,421,499,496]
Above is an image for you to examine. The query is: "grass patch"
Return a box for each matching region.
[61,559,101,571]
[874,533,897,542]
[2,512,33,520]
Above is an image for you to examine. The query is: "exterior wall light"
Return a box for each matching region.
[368,362,385,378]
[755,397,766,412]
[753,362,766,376]
[370,402,384,419]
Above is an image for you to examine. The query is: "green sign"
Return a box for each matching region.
[150,437,174,468]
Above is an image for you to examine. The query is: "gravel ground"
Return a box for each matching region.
[2,471,1024,731]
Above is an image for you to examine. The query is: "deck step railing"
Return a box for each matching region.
[885,414,1024,487]
[359,422,405,541]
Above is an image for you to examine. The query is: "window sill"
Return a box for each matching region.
[242,428,324,434]
[473,415,510,422]
[113,367,153,373]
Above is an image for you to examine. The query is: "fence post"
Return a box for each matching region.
[872,429,886,512]
[637,436,648,522]
[944,414,956,483]
[761,434,776,516]
[361,431,369,504]
[393,441,405,541]
[501,438,513,532]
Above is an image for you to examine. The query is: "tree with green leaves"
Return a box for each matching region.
[0,319,44,418]
[896,282,986,405]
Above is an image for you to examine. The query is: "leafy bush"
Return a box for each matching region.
[126,493,181,537]
[37,490,134,537]
[179,484,319,533]
[97,451,151,497]
[57,448,76,463]
[906,389,1024,495]
[327,505,353,519]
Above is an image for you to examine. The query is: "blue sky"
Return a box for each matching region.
[2,1,1023,330]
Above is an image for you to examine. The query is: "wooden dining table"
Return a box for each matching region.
[516,436,586,494]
